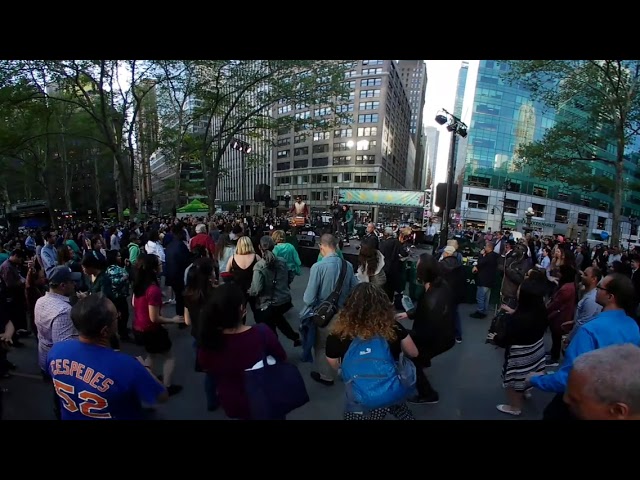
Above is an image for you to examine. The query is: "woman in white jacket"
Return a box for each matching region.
[356,243,386,288]
[145,230,166,263]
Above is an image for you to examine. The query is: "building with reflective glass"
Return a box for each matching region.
[458,60,640,242]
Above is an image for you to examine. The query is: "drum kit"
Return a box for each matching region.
[289,215,307,228]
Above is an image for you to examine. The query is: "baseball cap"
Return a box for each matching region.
[49,266,74,285]
[443,246,456,255]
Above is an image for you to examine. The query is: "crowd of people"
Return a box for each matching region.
[0,214,639,421]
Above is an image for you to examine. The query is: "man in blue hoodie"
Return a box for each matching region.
[526,273,640,420]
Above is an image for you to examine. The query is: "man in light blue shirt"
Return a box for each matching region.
[526,273,640,420]
[301,234,357,386]
[40,231,59,280]
[566,266,603,344]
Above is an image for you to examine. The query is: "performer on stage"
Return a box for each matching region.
[289,195,309,234]
[341,204,354,246]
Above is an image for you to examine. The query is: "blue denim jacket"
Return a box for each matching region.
[299,314,316,363]
[298,253,357,363]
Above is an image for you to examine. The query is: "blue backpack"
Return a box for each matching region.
[341,336,416,412]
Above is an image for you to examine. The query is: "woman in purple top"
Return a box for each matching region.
[197,282,287,420]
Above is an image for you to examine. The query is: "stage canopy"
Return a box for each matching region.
[177,199,209,213]
[341,189,427,208]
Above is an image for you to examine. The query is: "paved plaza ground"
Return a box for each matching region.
[1,267,555,420]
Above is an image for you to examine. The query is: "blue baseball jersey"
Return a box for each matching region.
[47,340,166,420]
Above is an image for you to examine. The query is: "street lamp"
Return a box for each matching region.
[434,108,469,248]
[524,206,534,232]
[284,191,291,208]
[500,178,511,230]
[230,139,252,214]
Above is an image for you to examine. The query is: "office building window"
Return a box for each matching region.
[313,132,330,141]
[362,68,382,75]
[344,81,356,89]
[334,128,353,138]
[597,216,607,230]
[532,186,547,198]
[355,175,377,183]
[555,208,569,224]
[357,127,378,137]
[358,114,379,123]
[504,199,518,214]
[277,150,290,158]
[312,157,329,167]
[314,107,332,116]
[293,159,308,169]
[532,203,545,217]
[362,60,383,65]
[557,191,569,201]
[360,89,381,98]
[277,138,290,146]
[294,147,308,156]
[466,194,489,210]
[336,104,354,113]
[333,142,352,152]
[276,177,291,185]
[276,162,290,171]
[343,173,352,182]
[333,156,351,165]
[294,135,306,144]
[313,144,329,154]
[355,155,375,164]
[345,70,356,78]
[361,78,382,87]
[577,212,590,227]
[356,140,376,151]
[359,101,380,110]
[277,105,292,115]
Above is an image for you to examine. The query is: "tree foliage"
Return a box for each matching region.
[499,60,640,246]
[0,59,353,219]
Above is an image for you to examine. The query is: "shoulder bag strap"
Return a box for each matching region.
[330,259,348,305]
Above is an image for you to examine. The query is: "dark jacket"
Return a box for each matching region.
[438,255,465,305]
[493,307,547,349]
[500,251,527,300]
[476,250,500,288]
[409,279,455,366]
[361,232,379,250]
[164,239,191,288]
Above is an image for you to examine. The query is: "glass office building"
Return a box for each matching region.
[459,60,640,242]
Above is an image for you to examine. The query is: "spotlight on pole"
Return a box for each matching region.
[434,108,469,249]
[435,112,448,125]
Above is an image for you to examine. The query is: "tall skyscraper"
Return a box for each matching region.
[452,61,470,206]
[397,60,427,190]
[423,126,439,191]
[271,60,411,210]
[458,60,640,240]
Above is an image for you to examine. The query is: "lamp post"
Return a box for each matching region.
[435,108,468,248]
[284,191,291,209]
[524,206,534,232]
[500,178,511,231]
[230,139,252,214]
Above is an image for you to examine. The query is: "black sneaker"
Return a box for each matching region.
[455,337,462,344]
[408,393,439,405]
[310,371,334,386]
[167,385,183,396]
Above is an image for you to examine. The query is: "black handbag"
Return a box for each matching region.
[486,310,509,345]
[311,259,348,328]
[244,324,309,419]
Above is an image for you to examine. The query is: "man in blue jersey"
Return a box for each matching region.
[526,273,640,420]
[48,294,168,420]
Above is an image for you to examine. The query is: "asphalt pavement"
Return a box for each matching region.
[1,268,555,420]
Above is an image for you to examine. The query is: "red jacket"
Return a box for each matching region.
[189,233,216,257]
[546,281,577,333]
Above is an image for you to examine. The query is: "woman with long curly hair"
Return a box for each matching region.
[325,282,419,420]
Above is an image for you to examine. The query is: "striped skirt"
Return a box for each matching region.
[502,337,546,392]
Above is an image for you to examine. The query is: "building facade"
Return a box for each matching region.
[397,60,428,190]
[271,60,412,212]
[423,126,439,191]
[459,60,640,242]
[217,133,272,213]
[452,61,470,207]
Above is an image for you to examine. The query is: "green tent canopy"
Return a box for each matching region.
[177,199,209,213]
[123,208,130,217]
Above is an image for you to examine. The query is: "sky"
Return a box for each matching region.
[422,60,479,187]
